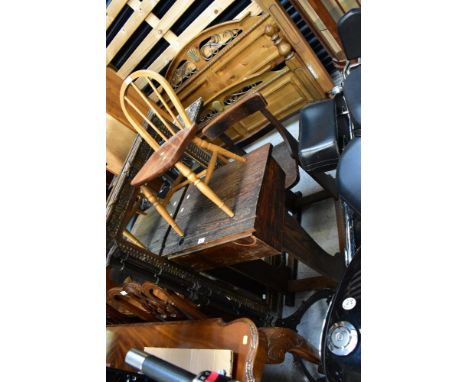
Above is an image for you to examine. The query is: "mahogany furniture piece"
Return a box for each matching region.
[133,143,344,281]
[107,281,208,323]
[120,70,246,236]
[106,318,319,382]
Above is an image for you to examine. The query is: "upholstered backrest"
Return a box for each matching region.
[337,8,361,60]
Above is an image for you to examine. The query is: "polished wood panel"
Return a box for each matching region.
[131,125,197,186]
[106,318,266,381]
[106,319,320,381]
[260,327,319,364]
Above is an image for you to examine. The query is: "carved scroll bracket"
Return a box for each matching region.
[265,24,295,61]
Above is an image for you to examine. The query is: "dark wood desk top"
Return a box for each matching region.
[147,144,283,269]
[131,142,344,279]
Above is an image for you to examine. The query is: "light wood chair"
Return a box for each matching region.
[120,70,246,236]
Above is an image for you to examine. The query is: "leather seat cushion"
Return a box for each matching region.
[337,137,361,213]
[343,66,361,128]
[299,99,339,173]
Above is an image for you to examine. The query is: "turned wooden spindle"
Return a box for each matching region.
[265,24,294,60]
[140,185,184,237]
[120,70,247,236]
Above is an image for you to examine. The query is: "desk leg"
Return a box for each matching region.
[282,213,345,281]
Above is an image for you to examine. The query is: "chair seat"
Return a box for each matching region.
[298,99,339,174]
[131,125,197,187]
[343,66,361,128]
[337,137,360,214]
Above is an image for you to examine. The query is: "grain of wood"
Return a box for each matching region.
[118,0,197,77]
[106,0,129,30]
[106,0,160,65]
[234,1,263,20]
[134,0,237,89]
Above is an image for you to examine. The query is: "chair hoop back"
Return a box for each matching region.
[120,70,194,151]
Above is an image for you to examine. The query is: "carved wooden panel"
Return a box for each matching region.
[161,14,333,144]
[106,318,266,382]
[106,0,263,78]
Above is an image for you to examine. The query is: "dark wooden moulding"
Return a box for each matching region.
[106,131,277,326]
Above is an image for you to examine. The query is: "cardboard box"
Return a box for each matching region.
[144,347,233,376]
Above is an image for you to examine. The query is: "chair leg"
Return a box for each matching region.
[193,137,246,163]
[123,229,147,249]
[140,186,184,237]
[175,162,234,217]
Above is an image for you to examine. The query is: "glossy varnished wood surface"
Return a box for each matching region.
[130,124,197,186]
[106,319,320,381]
[107,318,267,382]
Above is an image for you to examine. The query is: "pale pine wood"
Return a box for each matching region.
[254,0,333,92]
[205,151,217,185]
[193,137,246,163]
[107,67,144,132]
[132,70,193,129]
[121,69,247,225]
[106,0,128,30]
[123,229,147,249]
[134,0,237,88]
[106,0,160,65]
[118,0,197,77]
[140,185,184,237]
[234,2,264,20]
[124,95,169,141]
[129,82,177,136]
[175,162,234,218]
[106,114,137,175]
[144,77,184,130]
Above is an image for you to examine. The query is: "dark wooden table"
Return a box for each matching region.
[135,144,344,280]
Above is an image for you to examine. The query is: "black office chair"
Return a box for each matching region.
[298,8,361,210]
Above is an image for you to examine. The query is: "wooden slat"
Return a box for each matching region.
[134,0,237,89]
[106,0,129,30]
[234,1,263,20]
[106,0,160,65]
[118,0,197,77]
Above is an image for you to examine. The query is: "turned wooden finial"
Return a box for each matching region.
[265,24,279,38]
[265,24,294,60]
[265,24,281,45]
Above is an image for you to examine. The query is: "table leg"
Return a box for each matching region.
[282,213,345,281]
